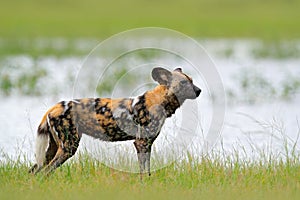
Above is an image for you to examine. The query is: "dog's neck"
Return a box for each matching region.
[145,85,181,117]
[131,85,181,126]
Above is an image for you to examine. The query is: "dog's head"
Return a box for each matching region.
[152,67,201,103]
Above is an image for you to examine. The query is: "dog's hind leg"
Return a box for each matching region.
[44,132,58,165]
[45,133,80,174]
[42,139,80,175]
[42,117,81,175]
[43,147,67,175]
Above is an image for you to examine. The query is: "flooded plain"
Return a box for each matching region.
[0,38,299,171]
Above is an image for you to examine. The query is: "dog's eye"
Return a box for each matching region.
[180,80,189,85]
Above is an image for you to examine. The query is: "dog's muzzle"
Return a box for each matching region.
[194,85,201,97]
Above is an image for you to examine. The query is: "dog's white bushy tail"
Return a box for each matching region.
[35,122,49,167]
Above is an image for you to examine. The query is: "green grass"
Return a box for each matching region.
[1,0,300,56]
[0,0,300,39]
[0,153,299,200]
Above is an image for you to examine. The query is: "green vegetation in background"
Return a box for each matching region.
[0,0,300,39]
[226,69,300,104]
[0,62,48,96]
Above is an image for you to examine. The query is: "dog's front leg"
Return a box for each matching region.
[134,139,153,178]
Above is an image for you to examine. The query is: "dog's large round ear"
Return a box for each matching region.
[151,67,172,86]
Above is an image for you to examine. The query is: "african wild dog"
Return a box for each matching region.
[29,67,201,177]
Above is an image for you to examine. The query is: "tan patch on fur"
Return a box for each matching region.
[144,85,167,109]
[40,103,64,127]
[79,98,91,105]
[110,99,123,110]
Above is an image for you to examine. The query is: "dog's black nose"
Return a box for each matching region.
[194,85,201,97]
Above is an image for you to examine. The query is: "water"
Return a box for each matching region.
[0,38,299,168]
